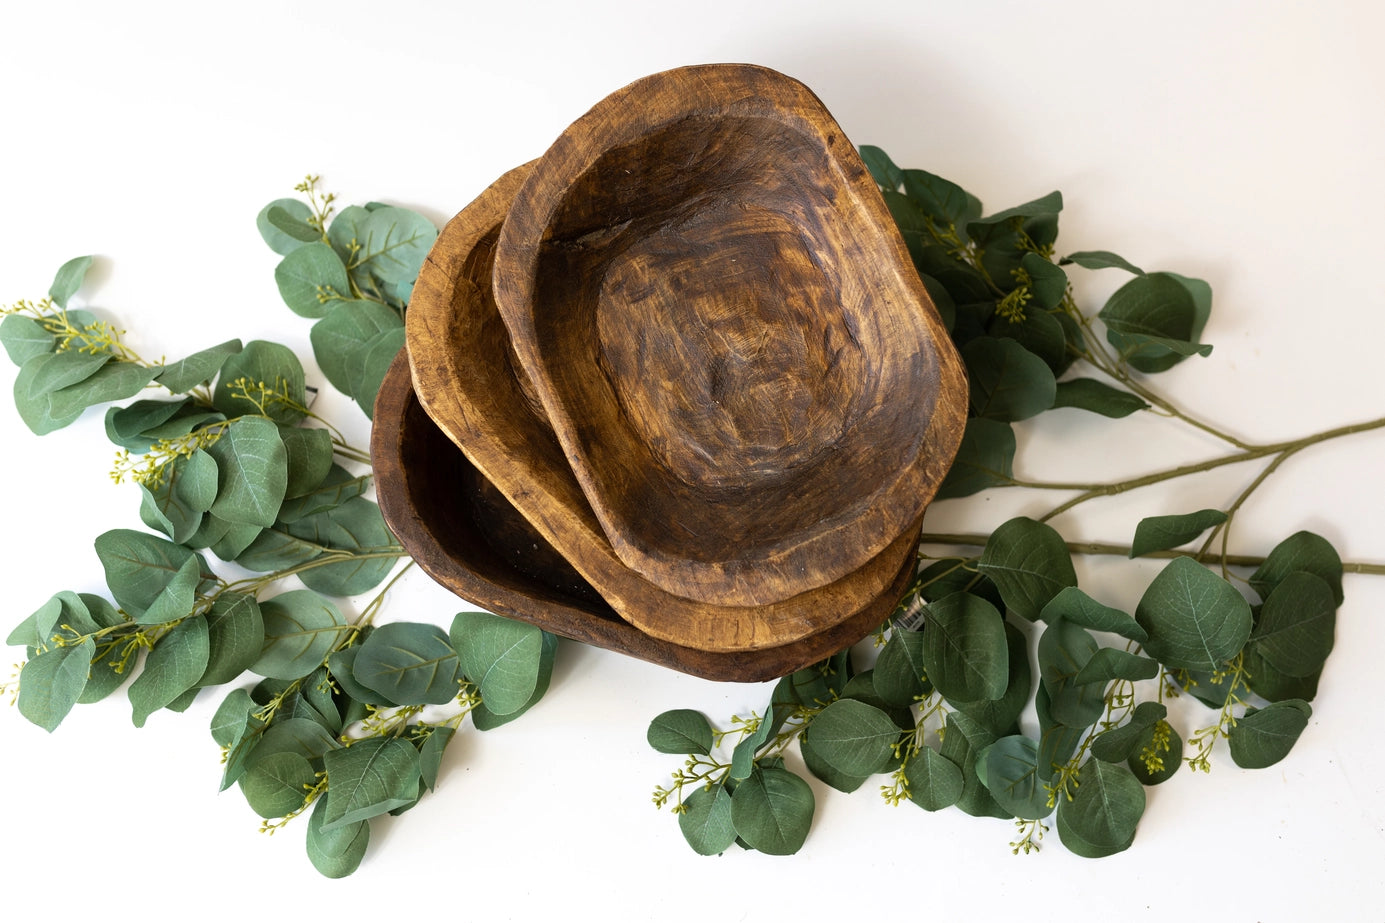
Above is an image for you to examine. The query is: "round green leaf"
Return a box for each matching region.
[1249,530,1344,607]
[128,615,210,727]
[280,426,334,499]
[1037,620,1106,729]
[951,621,1032,737]
[904,747,964,811]
[17,638,95,732]
[978,516,1078,621]
[239,750,316,819]
[976,735,1052,820]
[355,206,437,285]
[206,416,288,529]
[1052,378,1150,418]
[1098,271,1212,372]
[1249,572,1335,677]
[450,611,545,717]
[47,360,154,418]
[155,339,243,394]
[1039,586,1147,642]
[251,590,349,680]
[935,417,1016,499]
[321,737,422,830]
[275,242,351,318]
[1228,700,1312,769]
[93,528,200,619]
[258,198,317,256]
[1135,557,1252,672]
[647,709,715,755]
[213,339,307,425]
[1130,509,1228,558]
[1056,759,1145,852]
[1,314,56,365]
[873,628,929,707]
[1127,720,1182,785]
[47,255,94,308]
[678,784,737,856]
[804,698,901,777]
[309,300,402,397]
[352,622,461,706]
[200,593,265,686]
[729,766,815,856]
[962,336,1057,422]
[922,591,1009,703]
[306,795,370,879]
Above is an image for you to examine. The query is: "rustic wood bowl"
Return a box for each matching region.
[406,164,923,654]
[372,349,922,681]
[492,63,967,609]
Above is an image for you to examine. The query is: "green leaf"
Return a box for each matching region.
[355,207,437,285]
[321,737,422,830]
[935,417,1015,499]
[799,727,871,794]
[872,628,929,707]
[418,727,455,791]
[938,712,1009,819]
[1060,250,1145,274]
[138,555,203,626]
[352,326,406,417]
[729,766,814,855]
[647,709,715,755]
[275,243,351,319]
[1135,556,1252,671]
[306,795,370,879]
[278,465,370,523]
[804,699,901,777]
[987,308,1067,374]
[13,351,107,433]
[93,528,199,618]
[235,528,323,572]
[1,314,56,365]
[329,642,397,707]
[352,622,460,706]
[281,426,334,499]
[1249,530,1344,606]
[904,747,964,812]
[140,463,201,545]
[240,750,316,818]
[1055,759,1144,855]
[857,145,903,191]
[977,516,1078,621]
[1039,587,1148,642]
[1020,252,1068,310]
[921,591,1009,702]
[951,621,1031,737]
[1073,647,1159,685]
[156,339,243,394]
[1248,572,1335,677]
[1037,619,1106,729]
[310,300,403,397]
[729,709,777,782]
[291,498,398,596]
[1243,645,1322,703]
[1089,701,1169,763]
[976,735,1052,820]
[900,167,983,234]
[251,590,349,680]
[1127,720,1182,785]
[48,255,94,308]
[450,611,545,717]
[17,638,95,732]
[962,336,1056,422]
[200,593,265,686]
[967,191,1063,235]
[258,199,318,256]
[212,339,307,426]
[1228,700,1312,769]
[247,715,339,766]
[128,616,210,727]
[1052,378,1149,418]
[1130,509,1228,557]
[1098,271,1212,373]
[211,687,257,748]
[678,784,737,856]
[206,416,288,528]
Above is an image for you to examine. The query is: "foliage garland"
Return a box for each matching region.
[3,154,1380,874]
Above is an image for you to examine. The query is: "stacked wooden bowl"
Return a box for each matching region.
[371,64,967,681]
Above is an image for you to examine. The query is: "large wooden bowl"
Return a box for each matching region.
[372,350,921,681]
[407,164,922,654]
[492,64,967,608]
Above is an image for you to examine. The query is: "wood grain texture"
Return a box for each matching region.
[373,350,921,681]
[492,63,967,608]
[406,164,920,653]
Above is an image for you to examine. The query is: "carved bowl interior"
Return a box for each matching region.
[492,64,966,608]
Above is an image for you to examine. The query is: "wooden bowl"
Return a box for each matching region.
[492,63,967,608]
[406,164,923,654]
[372,349,922,681]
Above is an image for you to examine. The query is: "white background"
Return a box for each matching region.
[3,1,1384,918]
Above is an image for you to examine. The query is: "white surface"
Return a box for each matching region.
[3,1,1384,918]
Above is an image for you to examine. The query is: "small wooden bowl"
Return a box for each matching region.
[492,64,966,608]
[372,349,921,681]
[407,165,921,654]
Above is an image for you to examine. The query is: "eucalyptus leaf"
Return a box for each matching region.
[951,621,1031,737]
[277,465,371,523]
[355,206,437,285]
[872,628,929,707]
[93,528,199,619]
[678,784,737,856]
[1089,701,1169,763]
[200,593,265,686]
[321,737,422,830]
[987,308,1067,374]
[240,750,317,819]
[46,361,155,418]
[213,339,307,425]
[211,688,257,748]
[803,698,901,777]
[962,336,1056,422]
[258,198,317,255]
[921,591,1009,703]
[1228,700,1312,769]
[353,621,461,706]
[935,417,1016,499]
[251,590,349,681]
[1243,646,1322,703]
[858,145,903,191]
[1135,557,1252,672]
[977,516,1078,621]
[1039,587,1148,642]
[729,709,777,782]
[1055,759,1144,854]
[17,637,95,732]
[418,727,455,791]
[647,709,715,756]
[1249,530,1344,606]
[904,747,964,812]
[280,426,334,499]
[287,496,398,596]
[328,645,397,707]
[138,555,203,626]
[353,326,406,417]
[977,735,1052,820]
[247,716,340,766]
[309,300,403,397]
[450,610,546,717]
[1130,509,1228,558]
[938,712,1009,819]
[275,242,352,319]
[156,339,243,393]
[728,766,814,856]
[235,527,324,572]
[1037,619,1106,729]
[206,416,288,528]
[1052,378,1149,418]
[48,255,93,308]
[306,795,371,879]
[1098,271,1211,373]
[1060,250,1145,274]
[800,727,872,794]
[1073,647,1159,685]
[1248,572,1335,677]
[0,314,55,365]
[128,615,209,727]
[13,351,107,433]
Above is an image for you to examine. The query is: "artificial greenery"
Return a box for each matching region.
[3,153,1381,873]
